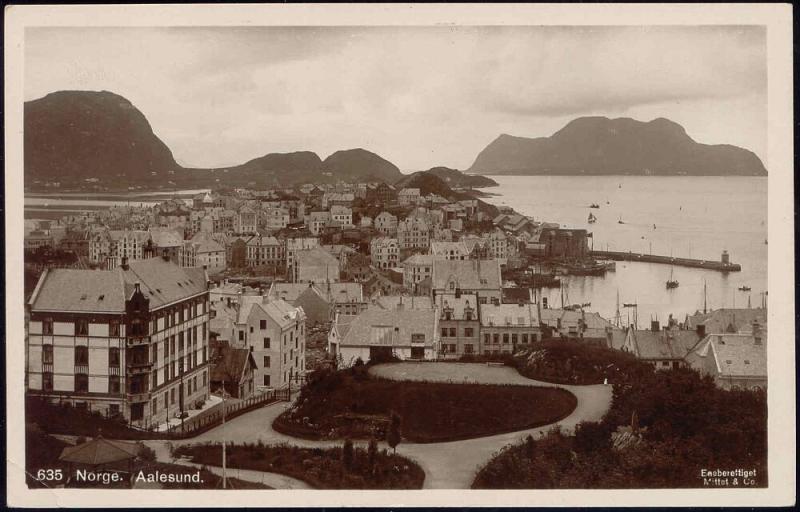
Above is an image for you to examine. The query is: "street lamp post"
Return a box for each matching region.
[221,379,227,489]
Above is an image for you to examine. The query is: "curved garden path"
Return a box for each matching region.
[145,362,612,489]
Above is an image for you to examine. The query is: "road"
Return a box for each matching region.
[148,362,612,489]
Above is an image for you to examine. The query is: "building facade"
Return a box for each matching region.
[26,257,212,429]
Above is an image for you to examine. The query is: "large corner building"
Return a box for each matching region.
[26,256,212,429]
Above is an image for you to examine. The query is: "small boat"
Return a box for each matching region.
[738,286,751,292]
[618,216,625,224]
[623,303,637,308]
[666,267,679,289]
[589,203,600,209]
[588,212,597,224]
[764,239,768,245]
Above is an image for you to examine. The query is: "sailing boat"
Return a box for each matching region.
[666,266,679,289]
[587,212,597,224]
[617,216,625,224]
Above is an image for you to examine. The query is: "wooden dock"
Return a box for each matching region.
[590,250,741,272]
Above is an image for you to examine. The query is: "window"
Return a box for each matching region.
[411,334,426,343]
[170,388,176,404]
[151,398,157,416]
[522,333,529,344]
[202,371,207,387]
[464,344,474,354]
[263,337,270,349]
[493,334,499,344]
[109,404,120,417]
[76,319,88,336]
[503,333,509,344]
[464,327,474,338]
[484,333,490,344]
[170,336,175,356]
[449,328,457,337]
[249,326,254,334]
[178,332,184,352]
[164,392,168,408]
[74,374,89,393]
[108,347,120,367]
[410,346,425,359]
[131,318,144,336]
[511,334,518,344]
[239,330,245,341]
[43,318,53,335]
[74,346,89,365]
[42,345,54,364]
[441,327,448,337]
[263,356,270,368]
[260,319,267,329]
[42,372,54,391]
[109,320,120,337]
[263,375,271,387]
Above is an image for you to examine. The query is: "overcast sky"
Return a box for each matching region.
[25,25,766,171]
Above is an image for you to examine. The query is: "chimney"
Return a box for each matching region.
[651,320,660,332]
[696,324,706,338]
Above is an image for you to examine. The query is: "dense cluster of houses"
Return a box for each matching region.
[23,182,768,429]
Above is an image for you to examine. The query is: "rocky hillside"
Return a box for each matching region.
[468,117,767,176]
[424,167,498,188]
[322,148,403,183]
[24,91,405,189]
[25,91,181,187]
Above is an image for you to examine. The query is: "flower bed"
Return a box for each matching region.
[174,442,425,489]
[273,367,577,443]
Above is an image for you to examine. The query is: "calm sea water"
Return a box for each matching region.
[483,175,768,326]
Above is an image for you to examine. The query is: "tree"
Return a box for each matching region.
[367,438,378,475]
[524,435,536,461]
[342,439,354,471]
[386,413,402,454]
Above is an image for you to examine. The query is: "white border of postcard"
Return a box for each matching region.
[5,3,795,508]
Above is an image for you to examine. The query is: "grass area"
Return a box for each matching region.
[473,366,767,489]
[24,424,267,489]
[174,442,425,489]
[512,340,648,385]
[26,397,160,440]
[273,365,577,443]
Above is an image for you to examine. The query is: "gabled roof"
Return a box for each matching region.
[435,293,478,318]
[30,257,208,313]
[268,282,363,304]
[480,302,538,326]
[340,308,437,347]
[685,308,767,334]
[696,334,767,377]
[373,295,434,311]
[149,228,183,248]
[295,246,340,267]
[432,259,502,291]
[629,328,703,360]
[59,436,140,465]
[210,348,256,383]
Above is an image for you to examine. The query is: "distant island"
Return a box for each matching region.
[23,90,496,191]
[467,116,767,177]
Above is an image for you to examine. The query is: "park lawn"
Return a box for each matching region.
[274,367,577,443]
[175,442,425,489]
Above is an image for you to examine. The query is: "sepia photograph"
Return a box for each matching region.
[4,3,795,508]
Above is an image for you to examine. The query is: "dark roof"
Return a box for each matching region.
[59,437,140,465]
[30,257,208,312]
[210,347,255,383]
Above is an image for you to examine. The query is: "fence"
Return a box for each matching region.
[133,387,291,440]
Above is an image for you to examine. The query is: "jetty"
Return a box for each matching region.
[590,250,741,272]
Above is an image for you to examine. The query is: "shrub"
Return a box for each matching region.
[386,413,401,453]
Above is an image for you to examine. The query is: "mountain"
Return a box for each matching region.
[25,90,181,186]
[395,171,499,217]
[468,117,767,176]
[24,91,406,189]
[424,167,498,188]
[322,148,403,183]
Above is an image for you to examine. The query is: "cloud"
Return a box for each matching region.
[24,25,766,170]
